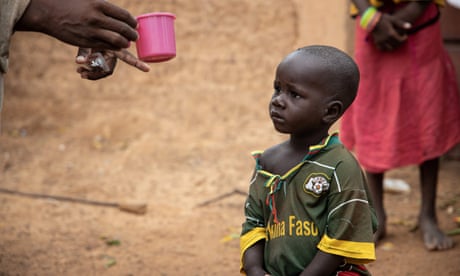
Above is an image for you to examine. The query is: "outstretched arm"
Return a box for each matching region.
[15,0,138,50]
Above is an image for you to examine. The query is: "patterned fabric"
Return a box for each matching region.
[240,134,377,276]
[341,3,460,172]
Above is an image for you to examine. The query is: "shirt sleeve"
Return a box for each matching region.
[317,160,377,264]
[240,170,267,273]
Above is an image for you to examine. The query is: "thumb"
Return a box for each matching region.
[393,19,412,30]
[76,48,92,64]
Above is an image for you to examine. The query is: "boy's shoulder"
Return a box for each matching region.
[254,141,289,167]
[251,140,285,159]
[259,142,285,158]
[315,142,356,161]
[314,143,362,173]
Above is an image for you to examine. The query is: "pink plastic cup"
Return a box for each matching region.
[136,12,176,62]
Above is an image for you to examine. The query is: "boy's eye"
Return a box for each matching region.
[289,91,301,98]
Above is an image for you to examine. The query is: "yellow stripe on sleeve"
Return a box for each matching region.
[240,227,267,274]
[317,234,376,264]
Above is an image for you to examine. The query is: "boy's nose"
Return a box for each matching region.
[271,93,285,108]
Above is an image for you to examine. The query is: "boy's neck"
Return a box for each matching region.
[289,130,330,152]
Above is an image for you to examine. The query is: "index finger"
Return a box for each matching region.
[115,50,151,72]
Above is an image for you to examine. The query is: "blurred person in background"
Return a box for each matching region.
[341,0,460,251]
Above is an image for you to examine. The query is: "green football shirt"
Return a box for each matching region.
[240,134,377,276]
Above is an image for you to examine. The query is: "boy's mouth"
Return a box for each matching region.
[270,110,284,122]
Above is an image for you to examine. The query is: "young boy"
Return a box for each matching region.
[240,45,377,276]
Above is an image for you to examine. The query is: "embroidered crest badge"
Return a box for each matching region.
[303,173,330,196]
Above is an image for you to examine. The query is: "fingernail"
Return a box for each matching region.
[76,56,86,63]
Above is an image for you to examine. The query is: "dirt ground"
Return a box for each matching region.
[1,1,460,275]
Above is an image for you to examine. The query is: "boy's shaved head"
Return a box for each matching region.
[294,45,360,110]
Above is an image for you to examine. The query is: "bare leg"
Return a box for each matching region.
[419,158,454,251]
[366,171,386,242]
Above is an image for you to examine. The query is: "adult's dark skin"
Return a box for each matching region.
[373,2,430,50]
[14,0,139,50]
[352,0,430,51]
[75,48,150,80]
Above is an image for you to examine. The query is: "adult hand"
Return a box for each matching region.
[76,48,150,80]
[371,13,411,51]
[16,0,139,50]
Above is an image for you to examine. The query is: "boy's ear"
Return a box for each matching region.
[322,100,343,124]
